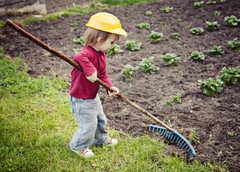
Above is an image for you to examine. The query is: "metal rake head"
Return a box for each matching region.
[148,124,196,158]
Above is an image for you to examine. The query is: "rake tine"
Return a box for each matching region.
[149,124,196,158]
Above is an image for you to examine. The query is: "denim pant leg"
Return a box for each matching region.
[93,95,109,146]
[69,97,98,151]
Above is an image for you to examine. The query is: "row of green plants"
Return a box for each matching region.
[198,66,240,96]
[190,15,240,35]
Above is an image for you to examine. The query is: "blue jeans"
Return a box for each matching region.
[69,94,109,151]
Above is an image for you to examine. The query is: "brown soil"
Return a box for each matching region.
[1,0,240,171]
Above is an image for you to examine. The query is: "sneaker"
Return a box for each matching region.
[107,138,118,146]
[71,148,94,157]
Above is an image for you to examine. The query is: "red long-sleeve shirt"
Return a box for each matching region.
[70,46,113,99]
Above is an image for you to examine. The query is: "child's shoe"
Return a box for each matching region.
[71,148,94,157]
[107,138,118,146]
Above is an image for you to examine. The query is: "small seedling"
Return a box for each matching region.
[194,1,204,8]
[171,33,180,40]
[122,64,139,82]
[139,56,159,74]
[189,51,205,62]
[160,7,173,13]
[227,38,240,51]
[70,23,78,27]
[125,40,142,51]
[195,15,201,19]
[208,46,224,55]
[190,27,204,35]
[189,129,200,144]
[161,22,166,26]
[220,0,226,2]
[166,93,182,106]
[146,11,152,16]
[149,31,163,43]
[224,15,240,27]
[198,77,224,96]
[206,21,220,31]
[107,44,124,56]
[137,23,150,29]
[162,53,181,66]
[176,18,182,22]
[73,37,84,45]
[207,1,216,5]
[214,11,221,16]
[227,131,234,137]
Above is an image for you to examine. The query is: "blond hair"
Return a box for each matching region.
[84,28,119,46]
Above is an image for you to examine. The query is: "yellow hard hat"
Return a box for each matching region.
[86,12,128,36]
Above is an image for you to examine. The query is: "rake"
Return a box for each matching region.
[5,19,196,158]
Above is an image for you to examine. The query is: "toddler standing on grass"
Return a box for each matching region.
[69,12,128,157]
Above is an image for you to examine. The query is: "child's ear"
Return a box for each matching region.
[97,37,102,43]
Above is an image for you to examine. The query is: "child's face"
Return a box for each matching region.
[94,34,118,53]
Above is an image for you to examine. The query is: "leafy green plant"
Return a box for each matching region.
[208,46,224,55]
[206,21,220,31]
[160,7,173,13]
[190,27,204,35]
[146,10,152,16]
[227,131,234,137]
[162,53,181,66]
[220,0,226,2]
[161,22,166,26]
[198,77,224,96]
[137,23,150,29]
[207,0,216,5]
[148,31,164,43]
[194,1,204,8]
[171,33,180,40]
[218,66,240,86]
[107,44,124,56]
[125,40,142,51]
[166,93,182,106]
[176,18,182,22]
[224,15,240,27]
[70,23,78,27]
[139,56,159,74]
[227,38,240,51]
[122,64,139,82]
[189,51,205,62]
[73,37,84,45]
[195,15,201,19]
[214,11,221,16]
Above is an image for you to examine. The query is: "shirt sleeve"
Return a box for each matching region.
[74,52,96,76]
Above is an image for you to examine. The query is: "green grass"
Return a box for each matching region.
[0,47,228,171]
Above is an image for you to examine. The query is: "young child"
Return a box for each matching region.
[69,12,128,157]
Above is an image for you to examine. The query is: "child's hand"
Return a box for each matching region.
[86,71,97,82]
[108,86,119,96]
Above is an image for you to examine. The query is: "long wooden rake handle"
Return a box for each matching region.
[5,19,174,131]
